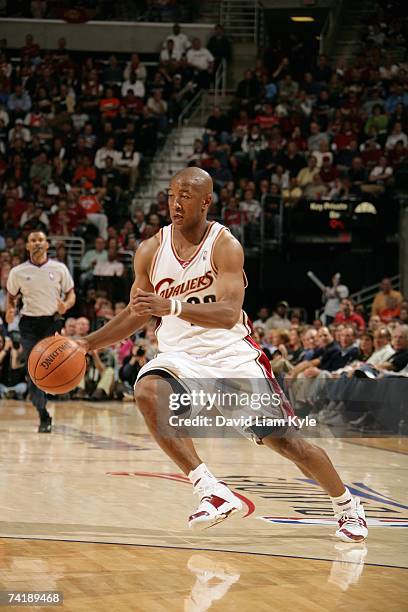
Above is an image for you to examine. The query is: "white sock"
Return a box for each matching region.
[331,487,353,513]
[188,463,217,487]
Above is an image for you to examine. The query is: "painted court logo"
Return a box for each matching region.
[106,472,408,528]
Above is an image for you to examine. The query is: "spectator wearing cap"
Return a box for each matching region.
[265,301,291,330]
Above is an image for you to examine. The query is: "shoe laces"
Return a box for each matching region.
[337,508,363,527]
[194,479,218,498]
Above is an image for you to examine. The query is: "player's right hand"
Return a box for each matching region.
[75,338,91,354]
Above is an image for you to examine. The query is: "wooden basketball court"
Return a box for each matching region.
[0,399,407,611]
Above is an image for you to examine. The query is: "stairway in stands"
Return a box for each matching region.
[330,1,377,64]
[131,126,203,213]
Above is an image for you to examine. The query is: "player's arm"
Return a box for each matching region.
[131,231,245,329]
[80,237,159,352]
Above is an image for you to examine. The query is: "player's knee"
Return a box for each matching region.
[134,379,158,418]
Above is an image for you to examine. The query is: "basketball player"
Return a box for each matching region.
[78,168,367,542]
[6,231,75,432]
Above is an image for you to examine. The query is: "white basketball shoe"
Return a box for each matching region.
[335,497,368,543]
[188,480,243,530]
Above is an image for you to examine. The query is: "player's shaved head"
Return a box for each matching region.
[171,167,213,195]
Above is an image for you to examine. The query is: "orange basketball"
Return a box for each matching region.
[28,335,87,394]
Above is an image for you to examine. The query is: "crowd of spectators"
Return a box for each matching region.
[249,282,407,433]
[0,4,406,432]
[0,25,222,289]
[174,0,408,243]
[2,1,199,23]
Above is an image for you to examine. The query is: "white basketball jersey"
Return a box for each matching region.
[150,221,250,356]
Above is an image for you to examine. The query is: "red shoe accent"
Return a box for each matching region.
[200,495,227,509]
[339,528,365,542]
[189,510,209,521]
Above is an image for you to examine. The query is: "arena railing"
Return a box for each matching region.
[313,274,401,320]
[48,236,85,269]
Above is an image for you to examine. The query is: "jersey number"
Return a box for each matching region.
[186,295,216,325]
[186,295,216,304]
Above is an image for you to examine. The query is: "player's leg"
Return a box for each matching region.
[262,436,344,495]
[262,435,368,542]
[134,374,202,474]
[134,372,242,529]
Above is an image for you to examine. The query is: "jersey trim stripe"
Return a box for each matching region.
[149,229,164,283]
[242,311,252,335]
[209,225,228,276]
[244,335,295,418]
[170,222,214,269]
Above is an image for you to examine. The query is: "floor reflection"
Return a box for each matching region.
[328,543,367,591]
[185,553,241,611]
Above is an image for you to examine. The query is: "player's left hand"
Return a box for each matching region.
[131,289,171,317]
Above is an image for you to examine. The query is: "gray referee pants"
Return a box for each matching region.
[19,315,60,420]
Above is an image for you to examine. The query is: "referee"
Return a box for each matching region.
[6,231,76,433]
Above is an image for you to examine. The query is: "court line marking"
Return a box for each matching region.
[343,440,408,456]
[0,535,406,570]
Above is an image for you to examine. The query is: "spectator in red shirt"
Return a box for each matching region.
[99,87,121,119]
[256,103,279,131]
[320,155,338,184]
[333,121,356,151]
[78,186,108,239]
[73,155,97,186]
[334,298,366,330]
